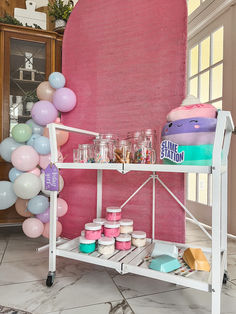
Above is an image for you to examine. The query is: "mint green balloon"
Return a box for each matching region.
[12,124,32,143]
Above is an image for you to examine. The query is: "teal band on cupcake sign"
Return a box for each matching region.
[160,140,185,163]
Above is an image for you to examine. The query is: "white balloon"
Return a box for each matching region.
[0,181,17,210]
[40,173,64,196]
[13,173,41,199]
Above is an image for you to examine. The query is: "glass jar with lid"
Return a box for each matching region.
[78,144,94,163]
[95,134,118,162]
[114,140,132,163]
[93,139,110,163]
[142,129,157,150]
[133,141,156,164]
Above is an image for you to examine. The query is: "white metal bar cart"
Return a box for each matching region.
[46,111,234,314]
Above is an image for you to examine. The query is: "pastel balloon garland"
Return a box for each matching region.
[0,72,75,239]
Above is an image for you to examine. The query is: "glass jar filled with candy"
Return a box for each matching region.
[78,144,94,163]
[133,141,156,164]
[94,134,118,163]
[114,140,132,163]
[93,139,110,163]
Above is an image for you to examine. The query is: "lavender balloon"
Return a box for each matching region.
[53,88,76,112]
[31,101,58,126]
[36,207,50,223]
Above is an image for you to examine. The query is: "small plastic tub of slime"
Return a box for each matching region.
[120,219,133,234]
[93,218,106,233]
[79,236,96,253]
[85,223,102,240]
[131,231,147,247]
[98,236,115,255]
[106,206,122,221]
[116,234,131,251]
[104,221,120,237]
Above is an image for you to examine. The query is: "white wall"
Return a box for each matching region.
[34,0,79,9]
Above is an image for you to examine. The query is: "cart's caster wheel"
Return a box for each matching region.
[223,271,229,284]
[46,272,55,287]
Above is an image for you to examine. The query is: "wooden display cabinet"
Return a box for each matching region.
[0,23,63,224]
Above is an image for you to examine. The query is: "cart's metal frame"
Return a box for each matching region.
[47,111,234,314]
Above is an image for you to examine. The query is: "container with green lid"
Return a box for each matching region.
[79,236,96,253]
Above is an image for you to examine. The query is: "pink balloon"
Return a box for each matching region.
[31,100,58,126]
[53,88,77,112]
[43,123,69,147]
[36,81,55,102]
[39,151,63,169]
[22,218,44,238]
[42,221,62,238]
[11,145,39,171]
[57,198,68,217]
[27,167,40,176]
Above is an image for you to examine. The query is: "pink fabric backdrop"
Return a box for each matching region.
[60,0,187,242]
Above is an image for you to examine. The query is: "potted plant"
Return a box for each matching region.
[48,0,74,29]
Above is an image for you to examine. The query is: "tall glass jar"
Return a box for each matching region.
[133,141,156,164]
[95,134,118,162]
[93,139,110,163]
[114,140,132,163]
[142,129,157,151]
[78,144,94,163]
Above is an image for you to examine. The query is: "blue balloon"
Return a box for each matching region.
[27,134,41,147]
[26,119,44,135]
[49,72,66,89]
[9,167,23,182]
[0,137,22,162]
[33,136,51,155]
[27,195,49,214]
[0,181,17,210]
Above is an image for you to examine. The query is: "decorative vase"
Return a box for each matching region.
[55,19,66,28]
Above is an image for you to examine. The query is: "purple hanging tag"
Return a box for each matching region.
[44,163,59,191]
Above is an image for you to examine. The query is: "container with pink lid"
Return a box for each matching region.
[116,234,132,251]
[85,223,102,240]
[104,221,120,237]
[106,206,122,221]
[93,218,106,233]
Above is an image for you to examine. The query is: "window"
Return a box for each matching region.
[187,0,207,16]
[188,26,223,110]
[187,26,224,205]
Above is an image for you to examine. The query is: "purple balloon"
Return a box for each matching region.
[31,101,58,126]
[53,88,77,112]
[36,207,50,223]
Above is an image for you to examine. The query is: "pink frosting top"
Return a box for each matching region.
[167,104,217,122]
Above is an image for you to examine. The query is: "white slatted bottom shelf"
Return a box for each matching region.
[56,237,212,292]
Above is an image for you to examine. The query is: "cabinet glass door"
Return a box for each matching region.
[9,39,46,133]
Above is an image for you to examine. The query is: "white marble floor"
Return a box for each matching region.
[0,222,235,314]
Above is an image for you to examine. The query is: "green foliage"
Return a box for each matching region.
[48,0,73,22]
[0,14,23,26]
[0,14,41,29]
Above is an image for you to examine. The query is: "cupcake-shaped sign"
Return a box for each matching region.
[160,95,218,165]
[167,95,217,122]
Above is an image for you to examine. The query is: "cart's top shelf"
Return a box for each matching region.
[56,162,213,174]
